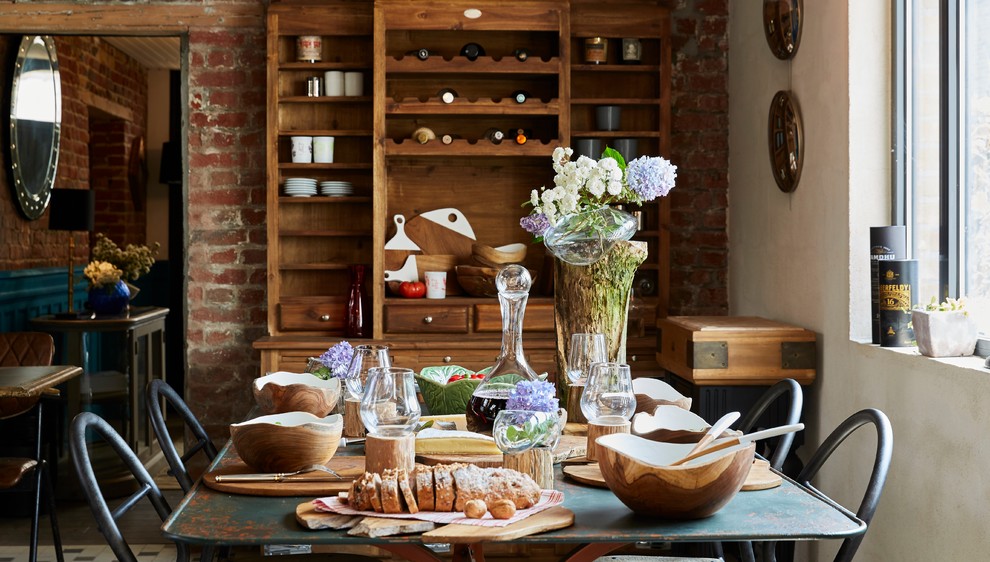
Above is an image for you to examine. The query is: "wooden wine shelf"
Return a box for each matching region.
[386,56,562,74]
[384,138,558,156]
[385,98,561,115]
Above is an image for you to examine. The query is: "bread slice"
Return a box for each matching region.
[380,469,403,514]
[397,469,419,514]
[415,467,435,512]
[433,464,456,512]
[348,472,373,511]
[368,472,383,513]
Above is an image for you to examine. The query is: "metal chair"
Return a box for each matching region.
[735,378,804,471]
[760,408,893,562]
[0,331,63,562]
[146,378,218,493]
[70,411,191,562]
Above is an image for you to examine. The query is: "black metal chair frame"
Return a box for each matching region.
[761,408,894,562]
[70,411,190,562]
[146,379,218,494]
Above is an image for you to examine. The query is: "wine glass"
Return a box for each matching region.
[580,362,635,423]
[343,344,390,400]
[566,333,607,385]
[359,367,420,437]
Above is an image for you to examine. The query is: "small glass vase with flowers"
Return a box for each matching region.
[493,380,566,489]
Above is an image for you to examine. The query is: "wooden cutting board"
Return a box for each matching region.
[203,456,365,497]
[563,463,607,488]
[416,435,586,468]
[404,211,476,257]
[420,506,574,543]
[740,458,782,491]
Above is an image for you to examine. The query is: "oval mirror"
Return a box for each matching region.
[763,0,802,60]
[8,35,62,220]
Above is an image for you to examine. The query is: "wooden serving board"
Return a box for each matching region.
[741,458,782,491]
[420,506,574,543]
[563,463,607,488]
[416,435,586,468]
[203,456,365,497]
[296,502,363,530]
[404,212,476,257]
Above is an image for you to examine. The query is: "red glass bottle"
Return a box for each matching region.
[345,264,368,337]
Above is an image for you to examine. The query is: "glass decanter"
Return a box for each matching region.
[465,264,540,434]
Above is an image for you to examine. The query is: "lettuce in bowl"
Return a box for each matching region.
[415,365,491,415]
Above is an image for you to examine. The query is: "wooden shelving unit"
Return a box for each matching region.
[256,0,671,379]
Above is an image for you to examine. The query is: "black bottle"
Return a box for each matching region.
[437,88,458,104]
[460,42,486,61]
[511,90,530,104]
[483,128,505,145]
[514,48,530,62]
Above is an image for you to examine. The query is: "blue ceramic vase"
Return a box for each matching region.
[88,280,130,316]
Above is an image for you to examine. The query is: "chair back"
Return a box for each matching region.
[70,411,189,562]
[146,379,219,493]
[736,378,803,470]
[762,408,893,562]
[0,332,54,367]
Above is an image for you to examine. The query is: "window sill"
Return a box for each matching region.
[852,339,990,374]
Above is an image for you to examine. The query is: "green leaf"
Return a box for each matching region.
[415,367,483,415]
[602,146,626,169]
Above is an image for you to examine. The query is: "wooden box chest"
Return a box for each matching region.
[656,316,817,386]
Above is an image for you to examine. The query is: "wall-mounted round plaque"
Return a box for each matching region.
[767,90,803,193]
[763,0,802,60]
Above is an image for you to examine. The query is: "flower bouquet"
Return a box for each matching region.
[83,261,130,315]
[521,146,676,265]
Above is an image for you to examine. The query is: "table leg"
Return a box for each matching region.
[374,543,444,562]
[451,543,486,562]
[560,542,627,562]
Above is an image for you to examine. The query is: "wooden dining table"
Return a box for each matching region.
[161,438,865,562]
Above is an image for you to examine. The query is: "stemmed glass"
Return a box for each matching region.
[580,362,636,423]
[566,333,607,385]
[359,367,421,437]
[344,344,390,400]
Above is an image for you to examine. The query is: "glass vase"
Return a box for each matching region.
[492,409,564,454]
[88,280,130,316]
[543,206,638,266]
[466,265,540,434]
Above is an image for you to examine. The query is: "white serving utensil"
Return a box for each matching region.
[670,423,804,467]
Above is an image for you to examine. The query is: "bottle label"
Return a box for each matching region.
[296,36,322,62]
[584,37,607,64]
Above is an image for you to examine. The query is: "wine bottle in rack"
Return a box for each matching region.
[514,48,530,62]
[406,48,432,61]
[440,133,459,145]
[511,90,530,104]
[412,127,436,144]
[483,128,505,145]
[513,128,531,145]
[437,88,458,104]
[460,42,485,61]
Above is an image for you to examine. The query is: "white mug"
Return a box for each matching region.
[424,271,447,299]
[290,136,313,163]
[344,72,363,96]
[324,71,344,96]
[313,136,334,163]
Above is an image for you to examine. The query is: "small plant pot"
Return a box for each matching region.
[911,309,978,357]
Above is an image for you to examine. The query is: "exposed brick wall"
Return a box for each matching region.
[667,0,730,315]
[183,27,269,430]
[0,35,147,268]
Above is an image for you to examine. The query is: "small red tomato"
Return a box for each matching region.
[471,373,485,379]
[398,281,426,298]
[448,374,464,382]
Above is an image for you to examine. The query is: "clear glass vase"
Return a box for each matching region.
[543,206,638,266]
[466,265,540,434]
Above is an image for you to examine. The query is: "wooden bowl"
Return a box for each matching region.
[455,265,536,297]
[633,377,692,413]
[631,405,741,443]
[252,372,342,417]
[471,243,527,267]
[597,433,756,519]
[230,412,343,472]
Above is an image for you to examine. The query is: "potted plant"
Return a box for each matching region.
[90,233,160,298]
[911,297,978,357]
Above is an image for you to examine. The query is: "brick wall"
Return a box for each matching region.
[0,35,147,267]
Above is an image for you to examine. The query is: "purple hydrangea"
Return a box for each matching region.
[520,213,552,236]
[625,156,677,201]
[506,380,558,413]
[318,341,354,378]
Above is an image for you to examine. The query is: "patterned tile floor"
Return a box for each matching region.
[0,544,177,562]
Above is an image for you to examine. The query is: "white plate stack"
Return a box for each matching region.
[284,177,318,197]
[320,181,353,196]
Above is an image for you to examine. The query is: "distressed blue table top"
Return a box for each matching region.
[162,441,864,547]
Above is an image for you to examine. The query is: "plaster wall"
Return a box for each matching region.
[729,0,989,560]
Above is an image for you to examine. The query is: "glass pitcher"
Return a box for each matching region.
[466,264,540,433]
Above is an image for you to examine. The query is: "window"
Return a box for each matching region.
[895,0,990,340]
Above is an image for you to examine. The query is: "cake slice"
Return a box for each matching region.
[368,472,383,513]
[415,467,435,512]
[397,469,419,514]
[380,469,403,514]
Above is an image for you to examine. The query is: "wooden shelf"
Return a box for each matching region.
[571,63,661,73]
[571,131,662,138]
[385,98,561,115]
[277,196,372,204]
[278,163,372,170]
[279,263,369,271]
[384,138,558,156]
[277,129,371,137]
[571,98,662,106]
[279,96,373,104]
[387,56,562,74]
[278,62,371,71]
[279,229,372,237]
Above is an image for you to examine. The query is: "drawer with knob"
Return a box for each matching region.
[279,298,346,331]
[384,304,469,334]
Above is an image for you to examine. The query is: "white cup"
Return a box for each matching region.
[290,136,313,163]
[313,136,335,163]
[324,71,344,96]
[424,271,447,299]
[344,72,363,96]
